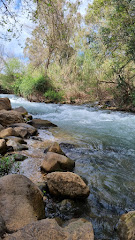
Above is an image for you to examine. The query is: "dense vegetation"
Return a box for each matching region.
[0,0,135,108]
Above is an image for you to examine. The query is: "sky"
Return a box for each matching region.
[0,0,92,59]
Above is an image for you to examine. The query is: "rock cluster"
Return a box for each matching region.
[0,97,94,240]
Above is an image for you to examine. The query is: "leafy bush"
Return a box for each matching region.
[44,89,65,102]
[1,58,25,91]
[0,155,15,176]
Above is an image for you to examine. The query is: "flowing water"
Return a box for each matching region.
[1,94,135,239]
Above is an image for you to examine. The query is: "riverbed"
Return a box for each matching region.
[1,94,135,240]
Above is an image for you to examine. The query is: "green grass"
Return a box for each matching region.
[0,155,15,176]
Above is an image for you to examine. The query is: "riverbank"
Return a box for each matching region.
[0,95,135,239]
[2,90,135,114]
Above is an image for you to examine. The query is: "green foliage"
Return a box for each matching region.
[0,58,25,91]
[44,89,65,102]
[14,67,53,97]
[0,155,15,176]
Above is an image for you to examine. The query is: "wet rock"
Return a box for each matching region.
[14,106,28,115]
[6,153,27,161]
[3,218,94,240]
[0,110,24,127]
[10,123,37,137]
[0,174,45,232]
[47,172,90,199]
[0,124,4,131]
[32,140,53,149]
[117,211,135,240]
[47,142,65,155]
[0,98,11,111]
[29,118,57,129]
[6,140,28,151]
[0,139,7,154]
[41,152,75,172]
[0,127,18,138]
[31,136,42,141]
[5,136,27,144]
[25,114,33,121]
[13,154,27,161]
[0,216,7,238]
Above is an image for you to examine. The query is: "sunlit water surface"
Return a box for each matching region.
[1,94,135,240]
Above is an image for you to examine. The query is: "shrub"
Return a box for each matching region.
[0,155,15,176]
[44,89,65,102]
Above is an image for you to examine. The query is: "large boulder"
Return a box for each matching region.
[0,174,45,232]
[41,152,75,172]
[117,211,135,240]
[29,119,57,129]
[47,172,90,199]
[0,110,24,127]
[10,123,37,137]
[0,98,11,111]
[0,127,18,138]
[3,218,94,240]
[0,139,7,154]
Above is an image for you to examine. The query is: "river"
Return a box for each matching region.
[1,94,135,240]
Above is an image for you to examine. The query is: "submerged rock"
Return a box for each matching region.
[117,211,135,240]
[47,172,90,199]
[41,152,75,172]
[3,218,94,240]
[0,174,45,232]
[0,110,24,127]
[0,98,11,111]
[29,118,57,129]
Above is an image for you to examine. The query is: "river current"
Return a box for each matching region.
[1,94,135,240]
